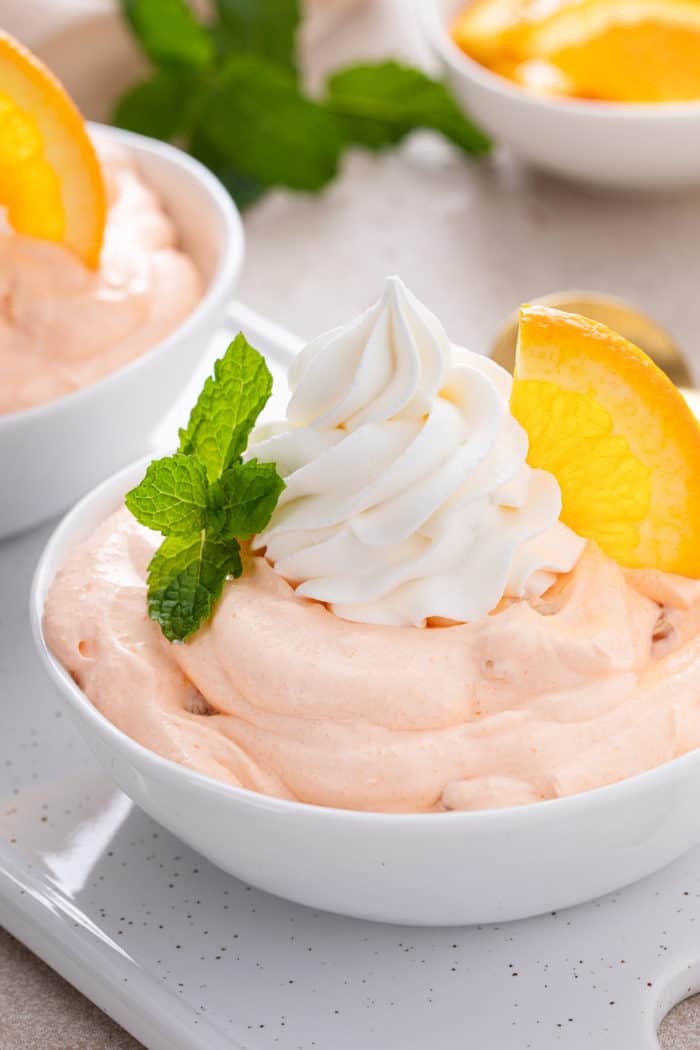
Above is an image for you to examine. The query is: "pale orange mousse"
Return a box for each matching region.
[44,507,700,814]
[452,0,700,103]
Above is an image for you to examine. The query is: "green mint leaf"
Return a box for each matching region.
[208,459,285,539]
[195,55,344,191]
[210,168,267,210]
[113,70,202,140]
[121,0,214,70]
[179,332,274,483]
[125,335,284,641]
[214,0,300,72]
[189,134,266,209]
[125,454,208,536]
[147,532,242,642]
[326,61,491,155]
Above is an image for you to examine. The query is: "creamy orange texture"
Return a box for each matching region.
[452,0,700,103]
[0,136,201,415]
[44,508,700,813]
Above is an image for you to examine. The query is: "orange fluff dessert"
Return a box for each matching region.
[452,0,700,103]
[44,281,700,813]
[0,31,201,414]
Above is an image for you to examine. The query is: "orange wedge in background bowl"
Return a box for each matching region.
[510,305,700,575]
[452,0,700,102]
[0,31,105,267]
[451,0,536,67]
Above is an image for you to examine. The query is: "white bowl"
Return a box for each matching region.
[422,0,700,189]
[31,457,700,926]
[0,123,243,540]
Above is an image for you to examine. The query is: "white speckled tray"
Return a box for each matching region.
[2,305,700,1050]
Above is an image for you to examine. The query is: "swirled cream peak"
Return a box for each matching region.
[251,277,585,626]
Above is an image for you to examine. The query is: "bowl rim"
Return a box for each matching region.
[421,0,700,120]
[0,122,244,429]
[30,452,700,829]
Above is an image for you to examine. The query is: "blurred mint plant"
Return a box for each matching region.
[114,0,491,208]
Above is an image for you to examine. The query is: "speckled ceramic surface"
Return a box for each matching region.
[3,308,700,1050]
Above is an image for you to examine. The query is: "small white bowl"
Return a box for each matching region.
[0,123,243,540]
[422,0,700,189]
[31,457,700,926]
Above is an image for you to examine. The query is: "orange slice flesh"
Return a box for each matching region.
[510,306,700,576]
[0,31,105,267]
[452,0,547,77]
[452,0,700,103]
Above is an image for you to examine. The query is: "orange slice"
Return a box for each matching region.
[0,31,105,267]
[452,1,700,102]
[526,1,700,102]
[510,305,700,576]
[452,0,527,64]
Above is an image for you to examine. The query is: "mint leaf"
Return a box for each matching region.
[195,56,344,191]
[214,0,300,72]
[208,459,285,539]
[121,0,214,70]
[126,454,208,536]
[113,70,202,140]
[125,336,285,642]
[326,62,491,155]
[147,533,242,642]
[179,332,274,483]
[189,133,266,209]
[113,8,490,208]
[214,169,266,210]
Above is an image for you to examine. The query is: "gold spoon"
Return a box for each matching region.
[490,290,700,414]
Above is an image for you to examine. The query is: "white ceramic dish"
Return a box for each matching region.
[422,0,700,189]
[31,455,700,926]
[0,122,243,540]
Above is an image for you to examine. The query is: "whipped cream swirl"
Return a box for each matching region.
[251,277,584,626]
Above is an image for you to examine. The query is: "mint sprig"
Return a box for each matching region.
[326,62,491,156]
[122,0,214,69]
[113,69,201,141]
[178,330,274,480]
[114,0,490,208]
[146,533,243,644]
[190,57,344,193]
[214,0,300,73]
[126,335,285,642]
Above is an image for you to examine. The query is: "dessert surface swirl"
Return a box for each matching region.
[44,509,700,812]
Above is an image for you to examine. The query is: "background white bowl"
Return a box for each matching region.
[0,123,243,539]
[31,457,700,926]
[422,0,700,189]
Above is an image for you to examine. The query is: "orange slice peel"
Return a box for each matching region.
[0,31,105,268]
[511,305,700,576]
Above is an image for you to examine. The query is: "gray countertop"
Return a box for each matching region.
[4,1,700,1046]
